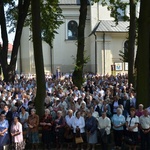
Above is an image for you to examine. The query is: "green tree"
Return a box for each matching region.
[0,0,30,82]
[128,0,136,86]
[0,0,63,116]
[31,0,45,116]
[0,0,63,82]
[136,0,150,107]
[102,0,136,85]
[72,0,88,89]
[72,0,136,89]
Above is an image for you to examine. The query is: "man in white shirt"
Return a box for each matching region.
[98,111,111,150]
[65,109,74,127]
[139,109,150,150]
[98,112,111,150]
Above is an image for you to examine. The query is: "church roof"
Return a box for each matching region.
[96,20,129,33]
[59,0,80,5]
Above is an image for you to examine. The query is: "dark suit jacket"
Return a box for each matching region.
[5,111,13,125]
[119,98,131,113]
[95,105,101,116]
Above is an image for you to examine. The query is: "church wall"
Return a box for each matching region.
[96,32,128,75]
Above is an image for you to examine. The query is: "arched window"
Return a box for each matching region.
[67,20,78,40]
[124,40,129,53]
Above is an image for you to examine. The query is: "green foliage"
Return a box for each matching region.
[72,50,90,71]
[92,0,129,23]
[5,0,63,48]
[40,0,64,48]
[119,49,128,62]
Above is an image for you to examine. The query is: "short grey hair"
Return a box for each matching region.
[11,106,17,111]
[31,108,36,113]
[45,109,50,114]
[117,108,122,114]
[57,110,62,115]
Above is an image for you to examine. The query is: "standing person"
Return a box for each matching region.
[139,109,150,150]
[27,109,39,150]
[119,95,131,118]
[19,106,29,138]
[65,109,74,149]
[72,110,85,150]
[54,111,65,150]
[97,111,111,150]
[111,108,125,150]
[85,110,97,150]
[126,107,139,150]
[0,112,9,150]
[40,109,53,149]
[136,104,144,117]
[2,104,13,126]
[111,96,120,115]
[11,116,24,150]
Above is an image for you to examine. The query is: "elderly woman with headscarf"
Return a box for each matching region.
[40,109,53,149]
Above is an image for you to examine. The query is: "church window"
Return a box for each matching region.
[124,40,129,54]
[67,20,78,40]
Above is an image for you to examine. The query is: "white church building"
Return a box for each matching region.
[17,0,139,75]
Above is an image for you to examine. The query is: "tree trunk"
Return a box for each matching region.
[31,0,46,116]
[128,0,136,86]
[9,0,30,82]
[0,0,30,83]
[0,0,9,81]
[72,0,88,89]
[137,0,150,107]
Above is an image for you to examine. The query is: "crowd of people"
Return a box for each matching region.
[0,73,150,150]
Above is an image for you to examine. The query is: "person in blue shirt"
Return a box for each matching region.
[111,107,125,150]
[0,112,10,150]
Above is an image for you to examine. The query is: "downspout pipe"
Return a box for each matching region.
[103,32,105,75]
[50,47,53,73]
[19,45,22,74]
[94,33,97,74]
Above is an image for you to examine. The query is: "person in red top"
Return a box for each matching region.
[136,104,144,117]
[27,109,39,150]
[40,109,53,149]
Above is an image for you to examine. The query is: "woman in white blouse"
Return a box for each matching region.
[72,110,85,150]
[126,107,139,150]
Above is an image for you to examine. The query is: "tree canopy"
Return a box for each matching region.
[0,0,63,82]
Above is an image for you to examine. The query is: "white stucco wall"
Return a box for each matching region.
[95,32,128,75]
[18,27,51,74]
[18,2,131,75]
[52,5,91,74]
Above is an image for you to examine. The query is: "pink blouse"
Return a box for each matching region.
[11,122,23,143]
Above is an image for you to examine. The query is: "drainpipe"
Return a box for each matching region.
[19,45,22,74]
[50,47,53,73]
[103,32,106,75]
[94,33,97,74]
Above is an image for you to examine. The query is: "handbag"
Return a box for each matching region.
[75,136,83,144]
